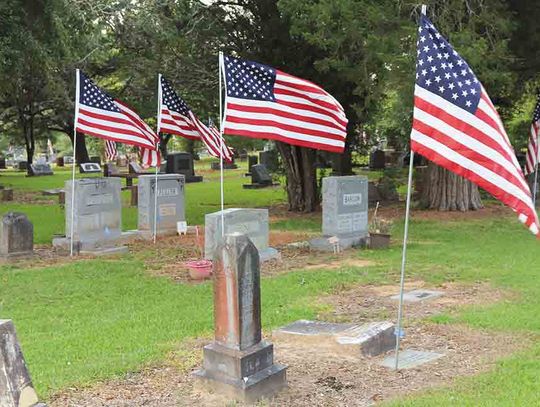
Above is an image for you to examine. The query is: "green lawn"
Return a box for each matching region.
[1,167,540,405]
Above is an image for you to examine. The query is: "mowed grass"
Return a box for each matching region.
[2,166,540,405]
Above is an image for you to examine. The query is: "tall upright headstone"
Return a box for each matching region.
[259,150,279,173]
[0,213,33,259]
[205,208,279,263]
[165,152,203,182]
[54,178,126,254]
[0,320,44,407]
[310,175,369,251]
[137,174,185,237]
[193,234,287,402]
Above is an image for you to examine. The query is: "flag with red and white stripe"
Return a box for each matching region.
[524,94,540,176]
[221,54,347,153]
[158,76,233,162]
[412,15,539,236]
[208,119,234,161]
[105,140,117,161]
[75,71,158,151]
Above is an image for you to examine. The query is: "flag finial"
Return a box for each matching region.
[421,5,427,15]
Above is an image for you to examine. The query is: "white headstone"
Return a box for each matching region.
[204,208,279,263]
[137,174,185,236]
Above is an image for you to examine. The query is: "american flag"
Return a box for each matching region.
[221,55,347,153]
[412,15,539,237]
[524,93,540,176]
[75,71,158,151]
[158,76,233,162]
[105,140,117,161]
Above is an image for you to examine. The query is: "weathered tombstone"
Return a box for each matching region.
[273,320,395,357]
[210,158,238,170]
[53,178,127,254]
[79,162,101,174]
[193,233,287,402]
[243,164,276,189]
[1,189,14,202]
[0,156,6,169]
[259,150,279,173]
[310,175,369,251]
[137,174,185,237]
[103,163,120,177]
[205,208,280,263]
[165,152,203,182]
[14,161,27,171]
[380,350,444,369]
[56,156,64,167]
[246,155,258,175]
[28,163,54,177]
[0,320,45,407]
[128,161,145,174]
[390,289,443,303]
[369,149,386,170]
[0,213,33,259]
[63,156,74,165]
[90,156,101,166]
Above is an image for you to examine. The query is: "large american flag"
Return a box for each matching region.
[412,15,539,237]
[158,76,233,162]
[221,55,347,153]
[524,93,540,176]
[75,71,158,151]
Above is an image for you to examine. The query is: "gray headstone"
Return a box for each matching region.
[28,163,54,176]
[259,150,279,172]
[380,350,444,369]
[0,320,41,407]
[0,213,33,259]
[204,208,279,263]
[79,162,102,173]
[251,164,272,185]
[128,162,145,174]
[390,289,443,303]
[137,174,185,236]
[322,176,368,237]
[64,178,122,251]
[193,233,287,403]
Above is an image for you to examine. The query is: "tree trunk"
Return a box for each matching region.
[276,142,318,212]
[159,134,171,157]
[421,161,483,211]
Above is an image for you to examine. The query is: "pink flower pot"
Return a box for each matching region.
[185,260,213,280]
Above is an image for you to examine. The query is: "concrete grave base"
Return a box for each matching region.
[390,289,444,302]
[259,247,281,263]
[309,234,368,252]
[242,182,280,189]
[273,320,395,357]
[0,251,34,261]
[380,350,444,369]
[0,320,45,407]
[193,341,287,404]
[52,236,130,256]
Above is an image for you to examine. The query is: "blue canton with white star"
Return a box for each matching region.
[416,15,481,113]
[161,77,191,115]
[533,93,540,123]
[223,55,276,101]
[79,72,120,112]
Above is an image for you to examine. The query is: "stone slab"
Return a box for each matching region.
[79,162,102,173]
[273,320,395,357]
[380,350,444,369]
[390,289,444,303]
[0,320,41,407]
[0,212,33,259]
[309,234,368,252]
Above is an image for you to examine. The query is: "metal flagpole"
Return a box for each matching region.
[219,52,225,237]
[533,132,540,206]
[393,3,426,370]
[70,69,81,257]
[153,73,162,243]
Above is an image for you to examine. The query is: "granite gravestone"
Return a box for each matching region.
[56,156,64,167]
[56,178,126,254]
[193,233,287,402]
[90,156,101,166]
[205,208,279,263]
[259,150,279,172]
[0,157,6,169]
[246,155,258,175]
[0,320,44,407]
[243,164,276,189]
[165,152,202,182]
[369,149,386,169]
[137,174,185,237]
[0,213,33,259]
[28,163,54,176]
[310,175,369,251]
[79,162,102,174]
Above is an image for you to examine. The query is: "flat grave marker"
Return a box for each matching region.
[390,289,443,303]
[380,350,444,369]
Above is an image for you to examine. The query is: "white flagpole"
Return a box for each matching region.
[393,3,427,370]
[219,52,225,237]
[70,69,80,257]
[153,73,162,243]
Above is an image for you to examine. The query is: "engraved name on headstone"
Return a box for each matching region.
[137,174,185,236]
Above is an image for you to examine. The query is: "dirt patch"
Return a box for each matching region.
[319,281,517,323]
[48,281,529,407]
